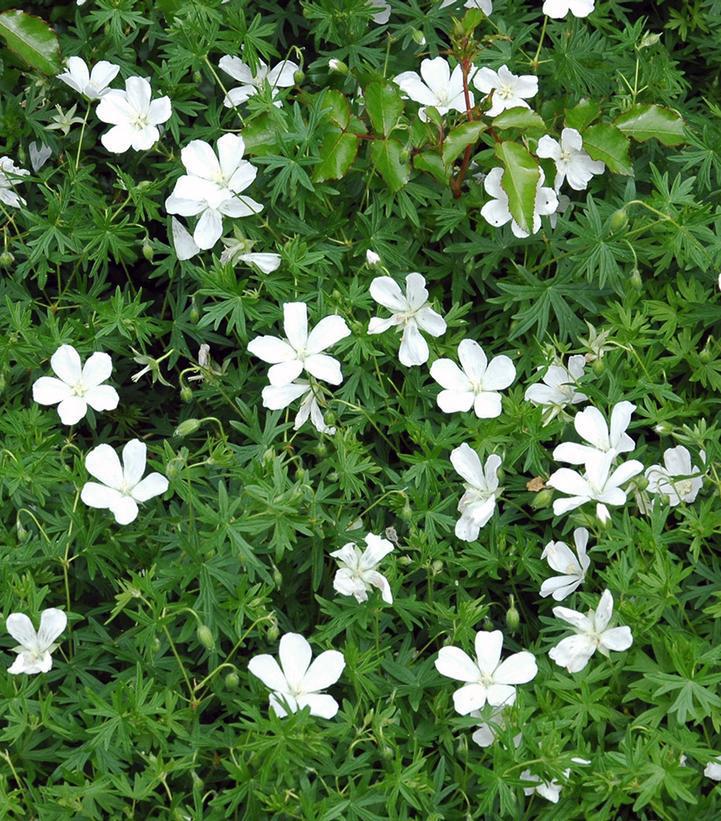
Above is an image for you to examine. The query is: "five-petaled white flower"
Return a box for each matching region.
[96,76,172,153]
[521,770,568,803]
[435,629,537,714]
[553,401,636,465]
[368,273,447,367]
[450,444,502,541]
[57,57,119,100]
[32,344,119,425]
[81,439,169,525]
[6,608,67,675]
[165,134,263,251]
[330,533,394,604]
[549,589,632,672]
[394,57,470,122]
[537,128,604,191]
[473,65,538,117]
[248,632,345,718]
[218,55,299,108]
[441,0,492,13]
[0,156,30,209]
[645,445,703,507]
[524,355,588,423]
[261,380,336,435]
[369,0,391,23]
[248,302,351,386]
[548,450,643,523]
[430,339,516,418]
[540,527,591,601]
[481,166,558,238]
[543,0,595,19]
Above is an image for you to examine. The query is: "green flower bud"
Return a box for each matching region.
[151,636,161,652]
[272,566,283,587]
[505,596,520,632]
[635,474,649,491]
[142,237,154,262]
[410,28,426,46]
[328,58,348,75]
[431,559,443,575]
[16,516,28,541]
[630,268,642,290]
[400,500,413,521]
[316,442,327,457]
[225,671,240,689]
[180,385,193,402]
[174,418,201,437]
[0,251,14,268]
[196,624,215,650]
[191,772,204,791]
[591,357,605,375]
[293,69,305,85]
[137,180,152,189]
[328,470,339,482]
[609,208,628,232]
[531,488,554,510]
[266,620,280,642]
[189,300,200,323]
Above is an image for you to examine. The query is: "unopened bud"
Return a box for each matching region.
[328,58,348,75]
[196,624,215,650]
[591,357,605,375]
[366,249,381,265]
[0,251,14,267]
[630,268,642,290]
[410,28,426,46]
[266,620,280,642]
[400,500,412,521]
[293,69,305,85]
[190,301,200,323]
[431,559,443,575]
[505,596,520,632]
[272,566,283,587]
[225,671,240,689]
[531,488,554,510]
[16,517,28,541]
[142,237,154,262]
[174,418,201,437]
[609,208,628,232]
[180,385,193,402]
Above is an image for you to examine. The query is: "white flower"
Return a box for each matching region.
[165,134,263,251]
[369,0,391,23]
[441,0,493,13]
[524,355,588,422]
[56,57,119,100]
[705,757,721,781]
[435,629,537,714]
[549,589,633,672]
[330,533,394,604]
[248,302,350,386]
[552,401,636,465]
[29,142,52,172]
[430,339,516,418]
[261,379,336,435]
[81,439,169,525]
[366,249,381,265]
[480,166,558,238]
[95,76,172,153]
[220,237,281,273]
[543,0,595,19]
[368,273,447,366]
[170,217,200,260]
[473,65,538,117]
[248,632,345,718]
[218,55,299,108]
[6,608,67,675]
[645,445,703,507]
[450,444,501,541]
[469,704,522,748]
[521,770,568,803]
[540,527,591,601]
[537,128,604,191]
[393,57,470,122]
[548,450,643,523]
[0,156,30,209]
[32,344,119,425]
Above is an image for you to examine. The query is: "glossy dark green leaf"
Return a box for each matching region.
[0,10,60,75]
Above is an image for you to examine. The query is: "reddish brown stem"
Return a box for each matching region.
[451,58,476,198]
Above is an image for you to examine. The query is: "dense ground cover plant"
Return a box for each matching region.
[1,0,721,817]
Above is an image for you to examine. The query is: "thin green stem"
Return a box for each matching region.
[74,105,91,172]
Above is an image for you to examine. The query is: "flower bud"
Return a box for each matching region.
[630,268,642,290]
[180,385,193,402]
[151,636,161,652]
[634,474,649,491]
[272,566,283,587]
[431,559,443,575]
[591,357,605,375]
[328,58,348,75]
[505,596,520,632]
[410,28,426,46]
[196,624,215,650]
[400,500,413,521]
[191,772,204,791]
[0,251,14,268]
[293,69,305,85]
[15,516,28,541]
[316,442,327,457]
[366,249,381,265]
[266,620,280,642]
[142,237,154,262]
[609,208,628,232]
[530,488,554,509]
[189,300,200,323]
[328,470,339,482]
[224,671,240,689]
[174,418,201,437]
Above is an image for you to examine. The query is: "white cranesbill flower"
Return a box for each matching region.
[543,0,595,19]
[81,439,169,525]
[553,401,636,465]
[393,57,470,122]
[248,302,350,386]
[330,533,394,604]
[165,134,263,251]
[473,65,538,117]
[705,757,721,781]
[220,237,281,273]
[521,770,568,803]
[481,167,558,238]
[261,380,336,435]
[441,0,493,13]
[369,0,391,23]
[32,344,119,425]
[218,55,299,108]
[645,445,703,507]
[56,57,119,100]
[368,273,447,367]
[5,608,67,675]
[524,355,588,423]
[540,527,591,601]
[537,128,604,191]
[435,629,537,714]
[548,450,643,523]
[0,156,30,209]
[96,76,172,153]
[29,142,52,172]
[430,339,516,418]
[549,589,632,672]
[366,249,381,266]
[248,632,345,718]
[450,444,502,540]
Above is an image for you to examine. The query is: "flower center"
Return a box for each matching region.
[497,84,515,101]
[479,672,495,687]
[71,381,88,397]
[675,478,693,497]
[132,113,150,129]
[560,148,573,163]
